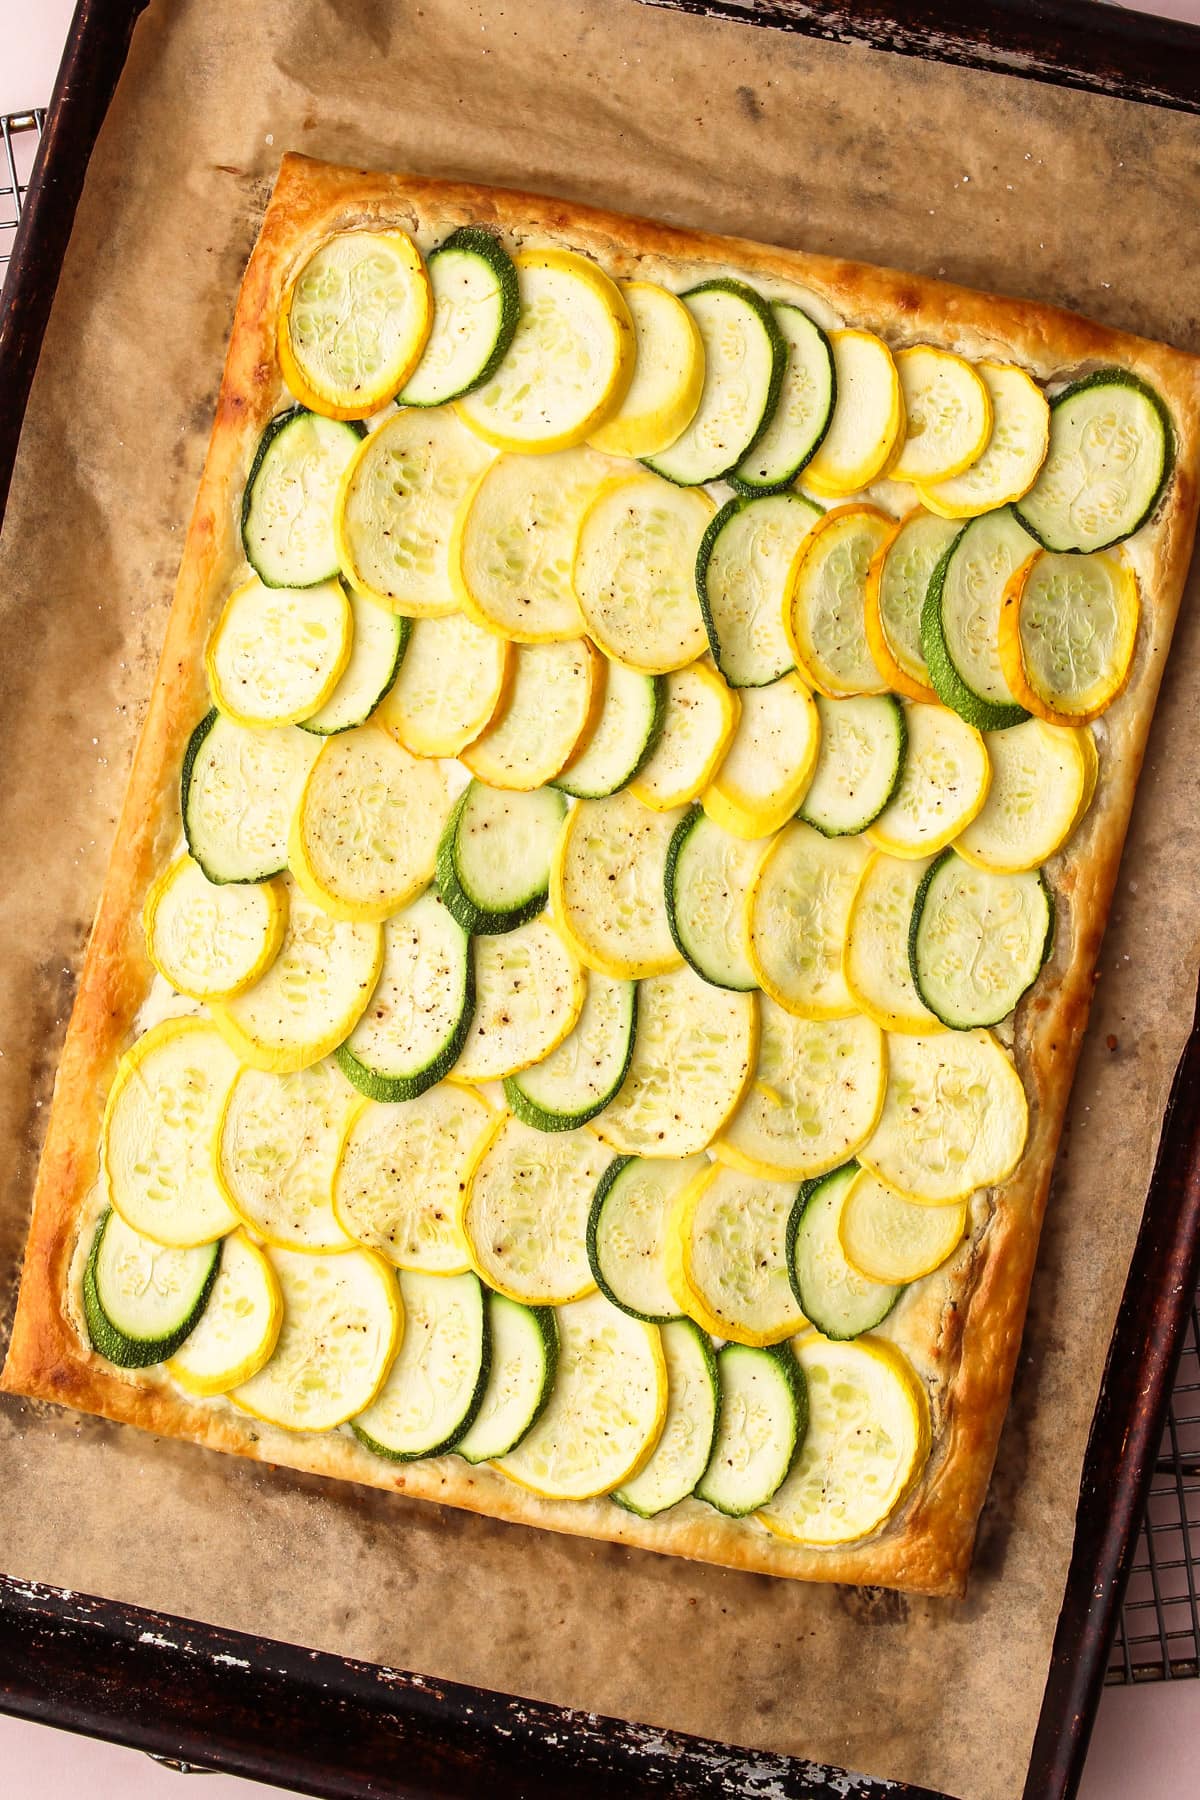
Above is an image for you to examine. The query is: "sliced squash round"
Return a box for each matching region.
[437,781,567,936]
[746,822,871,1019]
[300,589,409,737]
[695,492,820,688]
[888,347,992,485]
[574,472,714,673]
[955,719,1088,873]
[630,660,740,812]
[798,694,907,838]
[453,1294,558,1464]
[921,507,1032,729]
[377,610,510,757]
[866,702,990,859]
[182,711,320,886]
[505,973,637,1132]
[144,856,286,1002]
[85,1210,221,1370]
[241,408,365,590]
[803,330,903,498]
[702,672,819,839]
[859,1029,1028,1204]
[918,361,1050,520]
[551,788,683,980]
[461,637,602,789]
[588,280,705,460]
[614,1317,719,1517]
[838,1167,966,1284]
[864,508,957,703]
[786,1163,900,1341]
[554,660,665,800]
[842,851,943,1034]
[460,1115,608,1304]
[667,1162,806,1347]
[353,1269,489,1461]
[398,226,520,408]
[910,851,1053,1029]
[336,890,473,1102]
[786,503,894,698]
[732,301,835,493]
[217,1059,358,1252]
[453,918,585,1082]
[206,577,351,729]
[167,1230,284,1396]
[587,1153,705,1323]
[642,279,786,486]
[665,807,761,992]
[278,229,432,420]
[696,1342,806,1517]
[998,547,1139,726]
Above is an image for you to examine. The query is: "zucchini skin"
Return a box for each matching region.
[351,1279,493,1463]
[240,406,366,588]
[585,1153,682,1323]
[83,1210,222,1369]
[785,1165,899,1342]
[505,985,637,1133]
[907,851,1055,1030]
[920,530,1029,732]
[334,943,474,1104]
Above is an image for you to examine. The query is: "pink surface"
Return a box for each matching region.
[3,0,1200,1794]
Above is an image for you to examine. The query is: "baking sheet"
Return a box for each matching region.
[2,3,1200,1795]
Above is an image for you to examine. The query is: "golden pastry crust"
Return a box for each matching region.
[4,154,1199,1598]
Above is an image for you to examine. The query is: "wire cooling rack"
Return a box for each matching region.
[1,93,1199,1691]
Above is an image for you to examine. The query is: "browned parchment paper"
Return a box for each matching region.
[3,4,1200,1795]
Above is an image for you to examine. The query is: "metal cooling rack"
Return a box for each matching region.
[1,87,1199,1689]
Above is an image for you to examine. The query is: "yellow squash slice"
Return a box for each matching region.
[278,229,432,420]
[588,280,705,458]
[630,661,740,812]
[842,852,944,1034]
[573,471,714,673]
[702,673,819,839]
[955,718,1088,872]
[715,1000,886,1180]
[143,855,286,1002]
[803,330,903,497]
[206,577,351,729]
[746,822,871,1019]
[456,247,635,452]
[864,508,957,703]
[760,1334,930,1546]
[888,346,992,485]
[838,1168,966,1284]
[860,1029,1028,1204]
[666,1162,806,1347]
[918,361,1050,519]
[786,504,894,697]
[998,548,1139,726]
[460,1115,608,1304]
[495,1291,666,1500]
[461,638,602,789]
[167,1231,284,1396]
[551,788,684,980]
[217,1060,358,1252]
[453,918,585,1082]
[867,702,990,858]
[377,610,511,758]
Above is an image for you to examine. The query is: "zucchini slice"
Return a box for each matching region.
[956,719,1088,873]
[921,508,1031,729]
[574,473,714,673]
[860,1029,1028,1204]
[451,447,613,642]
[333,1082,495,1273]
[732,302,836,493]
[888,347,992,485]
[84,1209,221,1370]
[453,1293,559,1464]
[231,1245,401,1433]
[182,710,319,885]
[207,576,352,730]
[353,1269,490,1461]
[505,973,637,1132]
[842,852,943,1034]
[863,508,956,703]
[589,281,705,460]
[103,1019,241,1247]
[668,1162,806,1347]
[398,226,520,407]
[495,1291,666,1500]
[242,408,366,589]
[696,492,820,688]
[301,589,410,736]
[211,879,383,1075]
[866,702,990,859]
[786,1163,901,1341]
[335,407,492,617]
[746,822,871,1019]
[804,330,903,498]
[586,1152,706,1322]
[453,918,585,1083]
[696,1342,806,1517]
[1013,368,1174,553]
[217,1060,358,1252]
[462,638,602,790]
[167,1230,283,1396]
[665,807,760,992]
[798,694,907,838]
[461,1116,609,1304]
[760,1334,930,1546]
[702,673,819,840]
[643,279,786,486]
[336,891,473,1102]
[998,547,1139,726]
[594,964,758,1159]
[278,229,432,420]
[838,1167,966,1285]
[918,361,1050,520]
[630,661,740,813]
[551,788,683,980]
[716,1000,886,1182]
[614,1318,719,1518]
[378,610,509,757]
[785,503,894,698]
[554,661,665,800]
[456,247,635,453]
[909,851,1053,1029]
[143,855,286,1002]
[290,725,449,923]
[437,781,567,936]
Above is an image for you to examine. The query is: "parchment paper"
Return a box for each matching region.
[3,4,1200,1795]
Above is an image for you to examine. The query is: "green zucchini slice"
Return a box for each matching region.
[798,694,907,837]
[695,491,820,688]
[453,1294,559,1464]
[643,280,786,487]
[732,302,835,492]
[586,1152,706,1322]
[398,226,520,407]
[335,889,473,1102]
[921,510,1031,730]
[241,407,365,589]
[84,1208,220,1370]
[553,663,665,800]
[437,780,567,935]
[300,590,409,736]
[614,1318,719,1517]
[505,972,637,1132]
[665,806,760,991]
[696,1342,807,1517]
[786,1163,901,1341]
[909,850,1054,1029]
[182,710,319,885]
[1013,368,1175,554]
[352,1269,490,1461]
